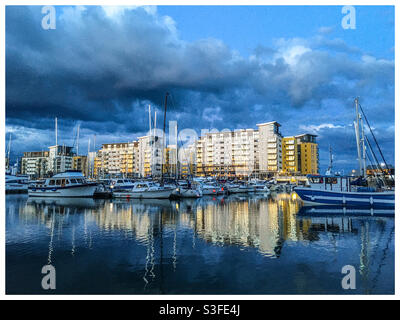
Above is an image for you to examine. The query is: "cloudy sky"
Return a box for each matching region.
[6,5,394,172]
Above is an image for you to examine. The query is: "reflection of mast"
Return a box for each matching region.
[47,207,56,265]
[359,221,371,294]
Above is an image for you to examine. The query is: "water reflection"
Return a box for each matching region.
[6,194,394,294]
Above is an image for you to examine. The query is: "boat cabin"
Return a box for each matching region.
[306,175,352,192]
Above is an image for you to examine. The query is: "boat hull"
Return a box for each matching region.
[28,184,97,198]
[113,188,174,199]
[294,187,394,208]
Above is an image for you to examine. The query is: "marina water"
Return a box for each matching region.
[6,193,394,294]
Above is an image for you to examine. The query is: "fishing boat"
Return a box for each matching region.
[295,98,394,209]
[112,181,175,199]
[5,174,29,193]
[28,171,97,197]
[294,175,394,208]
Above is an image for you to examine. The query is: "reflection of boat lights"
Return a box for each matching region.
[291,193,298,201]
[110,203,113,210]
[175,203,179,210]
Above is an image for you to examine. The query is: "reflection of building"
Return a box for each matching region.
[21,151,49,178]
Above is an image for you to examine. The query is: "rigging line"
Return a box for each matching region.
[365,135,386,182]
[358,103,392,180]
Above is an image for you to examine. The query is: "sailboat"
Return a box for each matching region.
[294,98,394,209]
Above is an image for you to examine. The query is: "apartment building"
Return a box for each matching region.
[257,122,282,176]
[296,134,318,175]
[96,142,140,177]
[282,134,319,175]
[21,151,49,178]
[48,145,74,175]
[196,129,258,177]
[72,155,88,176]
[282,136,299,174]
[138,135,163,177]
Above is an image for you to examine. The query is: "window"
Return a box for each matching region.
[70,179,77,184]
[310,177,323,184]
[49,180,55,186]
[326,177,338,184]
[56,180,61,185]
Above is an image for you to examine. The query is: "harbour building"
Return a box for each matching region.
[296,134,318,175]
[21,151,49,178]
[72,155,88,177]
[48,145,74,175]
[196,129,259,178]
[282,136,299,174]
[138,135,163,178]
[96,142,140,178]
[282,134,319,175]
[257,122,282,177]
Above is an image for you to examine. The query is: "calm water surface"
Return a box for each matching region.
[6,193,394,294]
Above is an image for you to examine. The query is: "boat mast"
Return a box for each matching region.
[7,133,12,160]
[55,117,58,146]
[76,123,80,155]
[354,98,363,177]
[161,92,169,184]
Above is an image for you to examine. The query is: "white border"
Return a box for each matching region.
[1,1,398,300]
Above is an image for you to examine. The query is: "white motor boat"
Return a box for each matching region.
[5,174,29,193]
[109,178,136,190]
[112,181,174,199]
[28,171,97,197]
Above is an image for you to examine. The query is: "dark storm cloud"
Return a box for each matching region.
[6,6,394,171]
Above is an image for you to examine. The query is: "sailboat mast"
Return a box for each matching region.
[77,124,80,155]
[354,98,363,176]
[161,93,169,184]
[55,117,58,146]
[7,133,12,160]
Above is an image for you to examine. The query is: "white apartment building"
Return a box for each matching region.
[196,129,259,177]
[21,151,49,178]
[257,122,282,176]
[48,145,74,175]
[138,135,163,177]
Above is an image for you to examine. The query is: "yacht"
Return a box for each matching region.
[5,174,29,193]
[28,171,97,197]
[109,178,136,190]
[112,181,175,199]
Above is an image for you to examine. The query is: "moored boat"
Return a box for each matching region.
[6,174,29,193]
[28,171,97,197]
[294,175,394,208]
[112,181,174,199]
